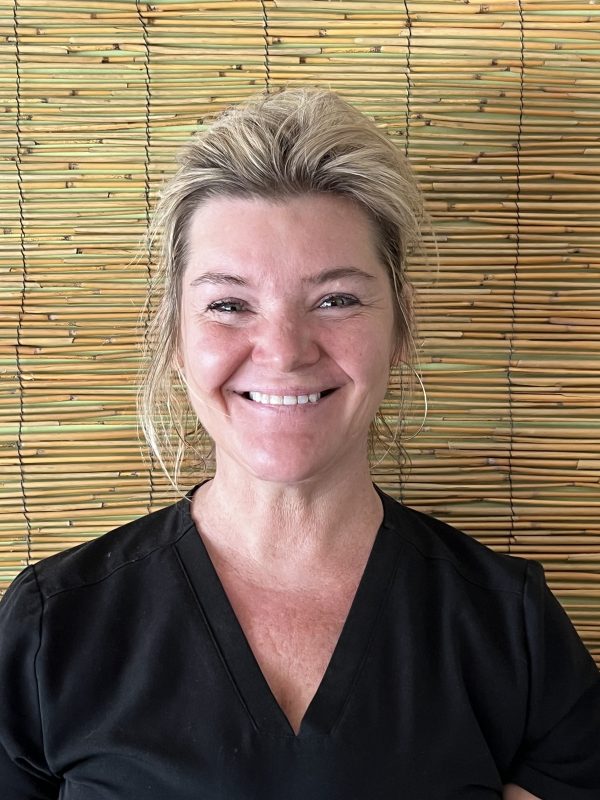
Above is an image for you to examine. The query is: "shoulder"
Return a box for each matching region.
[375,484,532,597]
[25,494,195,601]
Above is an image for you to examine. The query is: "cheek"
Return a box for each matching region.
[181,324,250,390]
[332,321,394,375]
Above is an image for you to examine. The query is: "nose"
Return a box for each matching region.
[250,312,321,372]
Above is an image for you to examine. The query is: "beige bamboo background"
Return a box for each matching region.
[1,0,599,663]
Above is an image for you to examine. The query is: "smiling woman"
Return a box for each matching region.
[0,88,598,800]
[138,87,423,488]
[174,194,397,487]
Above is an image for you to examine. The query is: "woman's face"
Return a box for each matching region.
[177,193,397,485]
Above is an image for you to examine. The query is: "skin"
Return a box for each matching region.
[503,787,540,800]
[177,193,395,575]
[176,193,541,799]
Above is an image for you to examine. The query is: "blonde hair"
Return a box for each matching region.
[136,87,428,495]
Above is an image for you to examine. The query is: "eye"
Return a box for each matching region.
[319,294,360,309]
[206,299,247,314]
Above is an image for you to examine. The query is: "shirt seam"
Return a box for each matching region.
[31,565,61,780]
[525,560,599,730]
[383,518,524,597]
[36,517,197,601]
[172,543,260,732]
[329,536,403,736]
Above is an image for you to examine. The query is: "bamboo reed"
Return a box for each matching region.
[2,0,599,658]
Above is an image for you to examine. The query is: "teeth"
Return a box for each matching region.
[248,391,322,406]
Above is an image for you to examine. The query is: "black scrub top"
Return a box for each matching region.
[1,483,599,800]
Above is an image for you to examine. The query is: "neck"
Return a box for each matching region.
[190,462,383,588]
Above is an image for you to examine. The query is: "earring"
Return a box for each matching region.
[370,361,428,469]
[392,360,428,441]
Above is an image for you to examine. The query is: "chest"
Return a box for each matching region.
[217,571,358,733]
[47,569,520,798]
[45,527,527,796]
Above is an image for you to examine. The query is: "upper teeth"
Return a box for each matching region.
[248,392,321,405]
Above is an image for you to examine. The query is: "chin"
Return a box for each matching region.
[237,451,334,486]
[246,463,323,486]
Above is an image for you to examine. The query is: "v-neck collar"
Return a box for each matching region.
[175,481,403,739]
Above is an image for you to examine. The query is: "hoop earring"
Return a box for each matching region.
[370,361,428,469]
[397,360,428,441]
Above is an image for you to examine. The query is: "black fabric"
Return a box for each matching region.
[1,483,598,800]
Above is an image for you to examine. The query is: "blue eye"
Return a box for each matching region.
[319,294,359,309]
[207,299,246,313]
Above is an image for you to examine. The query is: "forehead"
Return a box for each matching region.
[183,193,386,283]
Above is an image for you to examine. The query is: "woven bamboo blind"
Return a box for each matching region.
[1,1,599,664]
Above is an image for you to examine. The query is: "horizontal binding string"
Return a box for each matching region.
[1,1,599,663]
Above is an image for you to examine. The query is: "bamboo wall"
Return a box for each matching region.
[1,1,599,663]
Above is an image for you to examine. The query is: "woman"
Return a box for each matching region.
[1,88,598,800]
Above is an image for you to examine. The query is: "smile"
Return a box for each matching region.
[241,389,336,406]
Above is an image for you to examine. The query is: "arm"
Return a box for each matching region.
[0,567,61,799]
[504,561,600,799]
[503,785,541,800]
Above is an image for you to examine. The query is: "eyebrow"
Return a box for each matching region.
[189,271,248,288]
[188,266,377,288]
